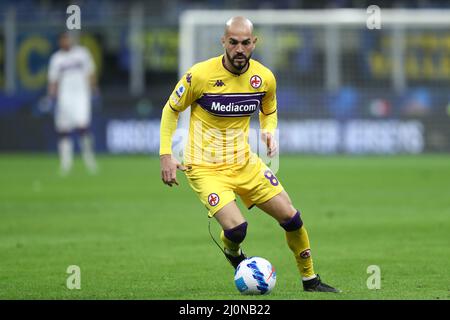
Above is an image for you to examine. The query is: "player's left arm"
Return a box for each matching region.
[259,71,278,157]
[84,48,98,94]
[89,74,97,92]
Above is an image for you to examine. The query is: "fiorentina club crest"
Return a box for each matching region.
[300,249,311,259]
[250,75,262,89]
[208,193,220,206]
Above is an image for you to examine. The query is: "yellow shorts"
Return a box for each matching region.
[185,155,284,217]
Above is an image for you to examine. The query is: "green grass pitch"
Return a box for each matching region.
[0,154,449,300]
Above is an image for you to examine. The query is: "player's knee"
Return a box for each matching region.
[223,222,248,244]
[76,127,90,136]
[58,131,71,139]
[279,210,303,231]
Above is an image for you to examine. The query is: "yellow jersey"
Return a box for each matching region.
[160,55,277,169]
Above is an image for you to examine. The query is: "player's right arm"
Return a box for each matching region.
[47,55,59,98]
[160,104,185,187]
[40,54,59,113]
[160,70,199,187]
[48,82,58,98]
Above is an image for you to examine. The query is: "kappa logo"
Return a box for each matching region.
[250,75,262,89]
[186,73,192,84]
[208,193,220,206]
[213,80,226,87]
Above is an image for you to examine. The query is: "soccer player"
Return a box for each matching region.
[48,32,98,175]
[159,17,340,292]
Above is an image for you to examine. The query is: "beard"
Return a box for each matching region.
[226,50,252,71]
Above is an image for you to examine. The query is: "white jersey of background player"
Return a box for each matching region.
[48,32,98,175]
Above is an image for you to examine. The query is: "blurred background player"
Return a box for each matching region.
[47,32,98,175]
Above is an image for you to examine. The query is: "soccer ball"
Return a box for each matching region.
[234,257,276,295]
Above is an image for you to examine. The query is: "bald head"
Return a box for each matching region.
[224,16,254,36]
[59,32,74,51]
[222,16,257,73]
